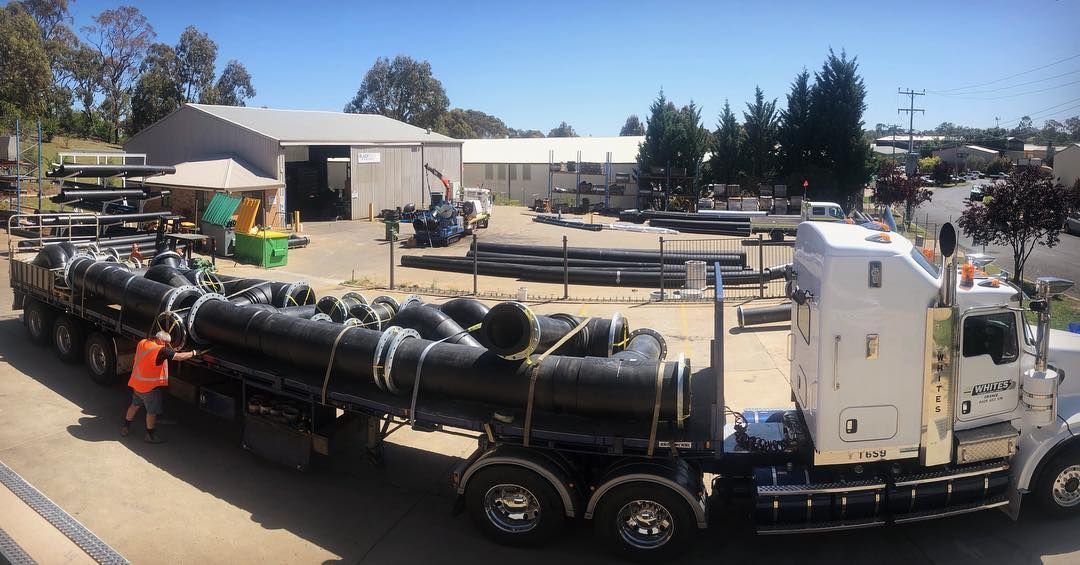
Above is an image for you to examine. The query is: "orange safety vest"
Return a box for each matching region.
[128,339,169,392]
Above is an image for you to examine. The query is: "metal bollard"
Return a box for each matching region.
[389,235,395,290]
[562,235,569,300]
[472,233,478,295]
[659,236,665,302]
[758,233,765,298]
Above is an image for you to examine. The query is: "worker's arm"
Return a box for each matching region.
[172,350,197,362]
[156,347,197,364]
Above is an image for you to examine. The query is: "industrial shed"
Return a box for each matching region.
[124,104,462,226]
[462,136,643,208]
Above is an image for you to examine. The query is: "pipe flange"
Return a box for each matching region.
[152,310,187,351]
[85,243,101,259]
[676,353,689,428]
[353,303,381,330]
[104,247,122,262]
[311,313,334,322]
[163,284,203,312]
[342,291,368,305]
[372,326,406,391]
[343,318,363,327]
[277,281,314,307]
[186,293,226,344]
[501,302,542,361]
[400,294,424,310]
[63,253,95,288]
[317,295,349,321]
[383,328,420,395]
[608,311,626,356]
[629,328,668,360]
[193,270,225,294]
[372,295,400,313]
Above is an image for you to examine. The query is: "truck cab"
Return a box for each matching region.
[800,201,846,222]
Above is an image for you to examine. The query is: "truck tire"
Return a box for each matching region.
[52,315,86,364]
[464,465,566,547]
[23,300,55,346]
[594,483,696,563]
[1035,446,1080,519]
[85,332,119,386]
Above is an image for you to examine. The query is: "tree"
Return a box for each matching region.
[0,3,51,116]
[1066,116,1080,140]
[620,114,645,136]
[508,128,544,138]
[548,121,577,137]
[958,166,1080,286]
[918,155,940,174]
[777,70,815,181]
[83,5,155,142]
[344,55,448,130]
[130,43,181,132]
[931,159,951,185]
[740,85,778,186]
[202,60,255,106]
[174,25,217,103]
[63,41,102,135]
[871,159,931,224]
[709,100,742,184]
[1011,116,1034,139]
[986,156,1013,176]
[435,108,507,139]
[636,90,708,203]
[809,49,871,205]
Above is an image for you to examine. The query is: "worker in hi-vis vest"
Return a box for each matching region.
[121,331,198,443]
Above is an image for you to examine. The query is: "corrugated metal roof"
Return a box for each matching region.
[188,104,460,144]
[462,136,644,164]
[962,145,1000,154]
[144,155,282,191]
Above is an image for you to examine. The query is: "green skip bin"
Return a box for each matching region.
[235,230,289,268]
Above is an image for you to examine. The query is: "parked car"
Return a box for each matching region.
[970,184,985,202]
[1066,213,1080,235]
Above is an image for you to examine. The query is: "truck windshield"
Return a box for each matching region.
[828,207,844,219]
[910,247,940,278]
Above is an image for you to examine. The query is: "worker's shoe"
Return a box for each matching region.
[120,421,131,437]
[144,430,165,444]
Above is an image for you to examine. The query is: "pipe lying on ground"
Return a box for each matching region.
[465,251,749,271]
[642,210,752,223]
[438,298,490,329]
[288,234,310,249]
[647,218,753,235]
[401,255,784,287]
[475,242,746,267]
[533,215,603,231]
[736,304,792,327]
[391,303,482,347]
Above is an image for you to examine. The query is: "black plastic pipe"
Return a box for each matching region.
[647,219,753,235]
[641,210,752,222]
[31,242,78,268]
[612,329,667,361]
[144,265,191,288]
[480,302,627,359]
[438,298,490,329]
[316,293,368,323]
[475,242,746,267]
[274,304,318,319]
[737,304,792,327]
[57,189,149,199]
[47,163,176,178]
[66,257,202,330]
[391,303,482,347]
[458,253,747,272]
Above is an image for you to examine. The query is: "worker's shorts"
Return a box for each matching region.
[131,388,164,415]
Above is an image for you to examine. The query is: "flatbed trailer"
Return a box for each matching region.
[10,216,1080,561]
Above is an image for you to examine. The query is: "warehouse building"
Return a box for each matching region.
[462,136,643,208]
[125,104,462,226]
[1054,144,1080,187]
[932,144,1000,169]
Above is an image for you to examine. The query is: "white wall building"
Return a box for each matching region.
[1054,144,1080,187]
[462,136,644,208]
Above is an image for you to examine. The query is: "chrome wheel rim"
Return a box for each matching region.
[616,499,674,549]
[56,324,72,354]
[483,484,541,533]
[88,342,108,375]
[1053,465,1080,508]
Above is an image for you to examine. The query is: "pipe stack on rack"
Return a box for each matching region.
[400,242,790,288]
[31,250,690,424]
[641,211,753,236]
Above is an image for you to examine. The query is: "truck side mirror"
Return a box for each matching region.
[940,223,956,258]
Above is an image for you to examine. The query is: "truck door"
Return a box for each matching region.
[956,310,1021,422]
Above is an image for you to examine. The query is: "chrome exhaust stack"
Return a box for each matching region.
[1023,277,1074,427]
[921,223,960,466]
[937,223,957,308]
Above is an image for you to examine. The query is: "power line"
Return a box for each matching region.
[929,68,1080,96]
[928,52,1080,93]
[942,78,1080,101]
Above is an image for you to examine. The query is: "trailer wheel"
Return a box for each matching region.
[1035,447,1080,519]
[85,332,119,386]
[770,229,785,242]
[52,315,86,364]
[23,300,55,346]
[595,483,696,562]
[464,466,565,547]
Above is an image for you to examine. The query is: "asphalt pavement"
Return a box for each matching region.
[914,180,1080,297]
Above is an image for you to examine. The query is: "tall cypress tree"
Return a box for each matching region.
[777,70,814,180]
[810,49,871,205]
[709,100,742,184]
[740,86,778,186]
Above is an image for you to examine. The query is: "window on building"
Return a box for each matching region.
[522,165,532,180]
[509,164,518,180]
[963,312,1019,365]
[498,165,506,180]
[485,164,494,180]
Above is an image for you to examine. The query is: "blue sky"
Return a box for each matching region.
[69,0,1080,136]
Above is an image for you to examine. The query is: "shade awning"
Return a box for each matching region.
[144,156,282,192]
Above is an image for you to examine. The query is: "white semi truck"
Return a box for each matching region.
[10,218,1080,562]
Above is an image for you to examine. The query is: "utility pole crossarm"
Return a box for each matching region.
[898,88,926,175]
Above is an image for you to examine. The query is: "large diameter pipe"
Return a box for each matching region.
[66,257,202,329]
[188,299,689,420]
[612,328,667,361]
[480,302,626,359]
[475,242,746,267]
[144,265,191,288]
[57,189,149,199]
[391,303,482,347]
[438,298,490,329]
[736,304,792,327]
[465,252,747,271]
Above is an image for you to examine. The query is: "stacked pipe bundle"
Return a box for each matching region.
[34,250,690,423]
[642,210,753,236]
[402,242,790,288]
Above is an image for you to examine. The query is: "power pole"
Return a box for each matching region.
[898,88,925,176]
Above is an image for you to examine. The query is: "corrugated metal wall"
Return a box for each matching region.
[349,143,462,216]
[462,162,637,208]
